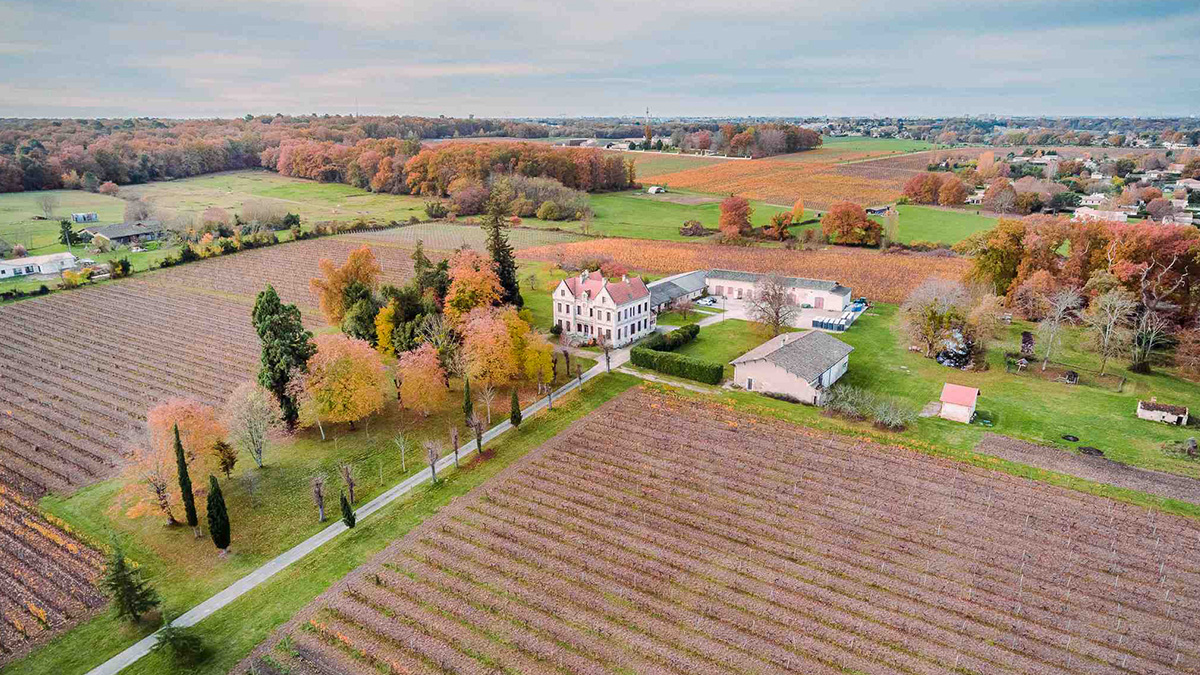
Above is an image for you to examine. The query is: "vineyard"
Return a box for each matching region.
[0,235,417,663]
[517,238,970,303]
[244,388,1200,675]
[342,222,588,253]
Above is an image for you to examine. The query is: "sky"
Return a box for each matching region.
[1,0,1198,119]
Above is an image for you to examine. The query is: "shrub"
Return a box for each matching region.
[630,347,723,384]
[870,397,917,431]
[824,383,875,419]
[658,324,699,351]
[536,200,562,221]
[549,323,562,337]
[450,184,489,216]
[110,257,133,279]
[424,201,450,219]
[509,196,537,218]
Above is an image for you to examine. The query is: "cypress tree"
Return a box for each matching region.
[253,285,316,427]
[340,491,356,528]
[102,540,159,624]
[206,475,230,551]
[173,424,198,535]
[482,195,522,307]
[462,377,473,422]
[509,389,522,429]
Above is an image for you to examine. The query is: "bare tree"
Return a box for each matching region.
[392,432,409,473]
[37,193,59,219]
[670,296,695,322]
[560,348,571,380]
[470,413,484,457]
[598,333,612,373]
[1083,289,1136,375]
[550,352,559,387]
[450,426,460,467]
[1129,310,1173,373]
[423,440,441,482]
[1135,255,1188,315]
[124,198,153,223]
[480,382,496,425]
[900,279,970,357]
[746,274,801,337]
[310,475,327,522]
[1036,288,1083,370]
[338,463,356,504]
[224,382,283,468]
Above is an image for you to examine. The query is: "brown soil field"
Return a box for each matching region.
[517,238,970,303]
[242,387,1200,675]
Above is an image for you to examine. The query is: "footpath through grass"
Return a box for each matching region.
[7,373,640,675]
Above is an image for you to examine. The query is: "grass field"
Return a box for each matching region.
[620,150,730,176]
[670,319,777,379]
[0,189,127,250]
[886,204,997,244]
[770,136,937,164]
[6,373,638,675]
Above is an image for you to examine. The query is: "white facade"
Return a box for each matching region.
[733,354,848,405]
[939,402,975,424]
[1137,400,1188,425]
[552,271,654,347]
[1073,207,1128,223]
[706,271,850,311]
[0,252,77,279]
[1081,193,1107,207]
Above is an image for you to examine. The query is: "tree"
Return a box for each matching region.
[374,300,398,356]
[309,246,382,325]
[340,492,356,528]
[223,382,282,469]
[253,285,316,427]
[598,332,612,373]
[1036,288,1082,370]
[471,413,484,455]
[900,279,969,357]
[983,179,1017,214]
[718,196,752,237]
[211,440,238,479]
[820,201,880,246]
[1083,288,1136,375]
[173,424,199,537]
[523,332,555,393]
[294,334,388,436]
[791,198,805,221]
[97,180,118,196]
[341,293,380,345]
[462,376,474,421]
[746,274,800,336]
[766,212,792,241]
[37,193,58,219]
[461,306,528,385]
[151,615,207,666]
[339,462,357,503]
[955,219,1027,295]
[444,249,503,324]
[58,220,74,248]
[396,344,447,416]
[482,194,523,306]
[670,296,695,322]
[124,399,225,525]
[206,475,230,551]
[509,389,522,429]
[424,440,441,482]
[310,475,326,522]
[938,179,967,206]
[103,541,159,624]
[1176,328,1200,381]
[1129,310,1172,373]
[1146,198,1174,221]
[126,199,153,223]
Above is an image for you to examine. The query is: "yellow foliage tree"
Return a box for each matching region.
[395,343,447,417]
[295,333,388,436]
[523,332,555,388]
[444,249,502,324]
[124,399,227,524]
[375,300,397,357]
[309,246,383,325]
[791,197,805,221]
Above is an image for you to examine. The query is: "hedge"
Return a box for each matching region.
[630,347,723,385]
[642,323,699,352]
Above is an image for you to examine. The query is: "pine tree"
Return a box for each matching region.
[509,389,522,429]
[462,377,473,422]
[411,239,432,292]
[482,195,522,307]
[103,540,159,624]
[340,491,356,528]
[206,475,230,551]
[173,424,199,536]
[253,285,316,427]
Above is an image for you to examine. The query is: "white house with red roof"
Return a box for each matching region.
[938,383,979,424]
[552,270,655,347]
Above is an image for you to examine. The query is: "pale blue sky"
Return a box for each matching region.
[1,0,1197,118]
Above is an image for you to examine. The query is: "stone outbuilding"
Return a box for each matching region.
[731,330,853,405]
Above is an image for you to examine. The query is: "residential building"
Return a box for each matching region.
[705,269,851,310]
[552,270,653,347]
[1176,178,1200,191]
[1073,207,1128,223]
[1081,193,1107,207]
[71,212,99,223]
[82,220,165,246]
[731,330,853,405]
[965,189,984,205]
[647,270,708,312]
[938,383,979,424]
[0,252,78,279]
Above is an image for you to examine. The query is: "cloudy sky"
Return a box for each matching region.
[2,0,1197,119]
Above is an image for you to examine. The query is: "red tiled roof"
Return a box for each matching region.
[562,274,649,305]
[940,383,979,407]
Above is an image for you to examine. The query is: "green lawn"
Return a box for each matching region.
[672,319,777,379]
[8,373,640,675]
[622,151,728,176]
[821,135,937,157]
[655,306,724,326]
[883,205,997,245]
[0,189,127,250]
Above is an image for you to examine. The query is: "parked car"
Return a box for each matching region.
[697,296,717,307]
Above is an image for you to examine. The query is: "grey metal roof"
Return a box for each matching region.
[731,330,854,383]
[706,269,851,296]
[649,280,687,308]
[647,270,707,307]
[85,220,164,240]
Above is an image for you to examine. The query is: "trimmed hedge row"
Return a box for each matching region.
[641,323,699,352]
[630,347,723,385]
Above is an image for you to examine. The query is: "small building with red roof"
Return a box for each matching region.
[552,270,654,347]
[938,383,979,423]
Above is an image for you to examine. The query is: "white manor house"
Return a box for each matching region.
[552,270,655,347]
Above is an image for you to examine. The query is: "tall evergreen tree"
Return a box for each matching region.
[252,284,316,427]
[206,475,230,551]
[340,491,356,528]
[482,195,522,307]
[509,389,522,429]
[411,239,432,292]
[102,540,160,624]
[173,424,199,536]
[462,377,473,422]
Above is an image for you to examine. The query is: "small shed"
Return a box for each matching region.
[647,186,666,194]
[1137,398,1188,426]
[72,212,99,223]
[938,383,979,424]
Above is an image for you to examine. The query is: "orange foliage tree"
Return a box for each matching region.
[294,334,388,436]
[309,246,383,325]
[938,178,968,206]
[766,212,793,241]
[396,343,447,417]
[444,249,502,324]
[126,399,226,524]
[461,306,530,385]
[718,195,752,237]
[820,201,881,246]
[791,198,805,221]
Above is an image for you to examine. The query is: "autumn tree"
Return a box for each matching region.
[481,193,523,306]
[396,343,447,417]
[309,246,382,325]
[766,212,792,241]
[983,179,1017,214]
[791,198,805,221]
[1176,328,1200,381]
[1083,288,1136,375]
[901,279,970,357]
[747,275,800,336]
[253,285,316,427]
[820,201,880,246]
[523,332,555,393]
[902,173,945,204]
[955,219,1027,295]
[223,381,282,469]
[444,248,503,324]
[718,195,752,238]
[938,178,968,206]
[1146,198,1173,221]
[293,334,388,437]
[461,306,529,385]
[211,441,238,479]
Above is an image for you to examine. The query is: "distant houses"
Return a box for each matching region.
[71,212,99,223]
[1073,207,1128,223]
[1080,193,1107,207]
[0,252,78,279]
[706,269,852,311]
[81,220,165,246]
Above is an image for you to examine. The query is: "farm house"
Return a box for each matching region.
[731,330,853,405]
[0,252,77,278]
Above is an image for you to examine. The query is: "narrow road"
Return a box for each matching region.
[85,354,626,675]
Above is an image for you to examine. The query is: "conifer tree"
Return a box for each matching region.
[173,424,199,536]
[509,389,522,429]
[340,491,356,528]
[482,195,522,307]
[411,239,432,291]
[103,540,159,624]
[462,377,473,422]
[252,284,316,427]
[206,475,230,551]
